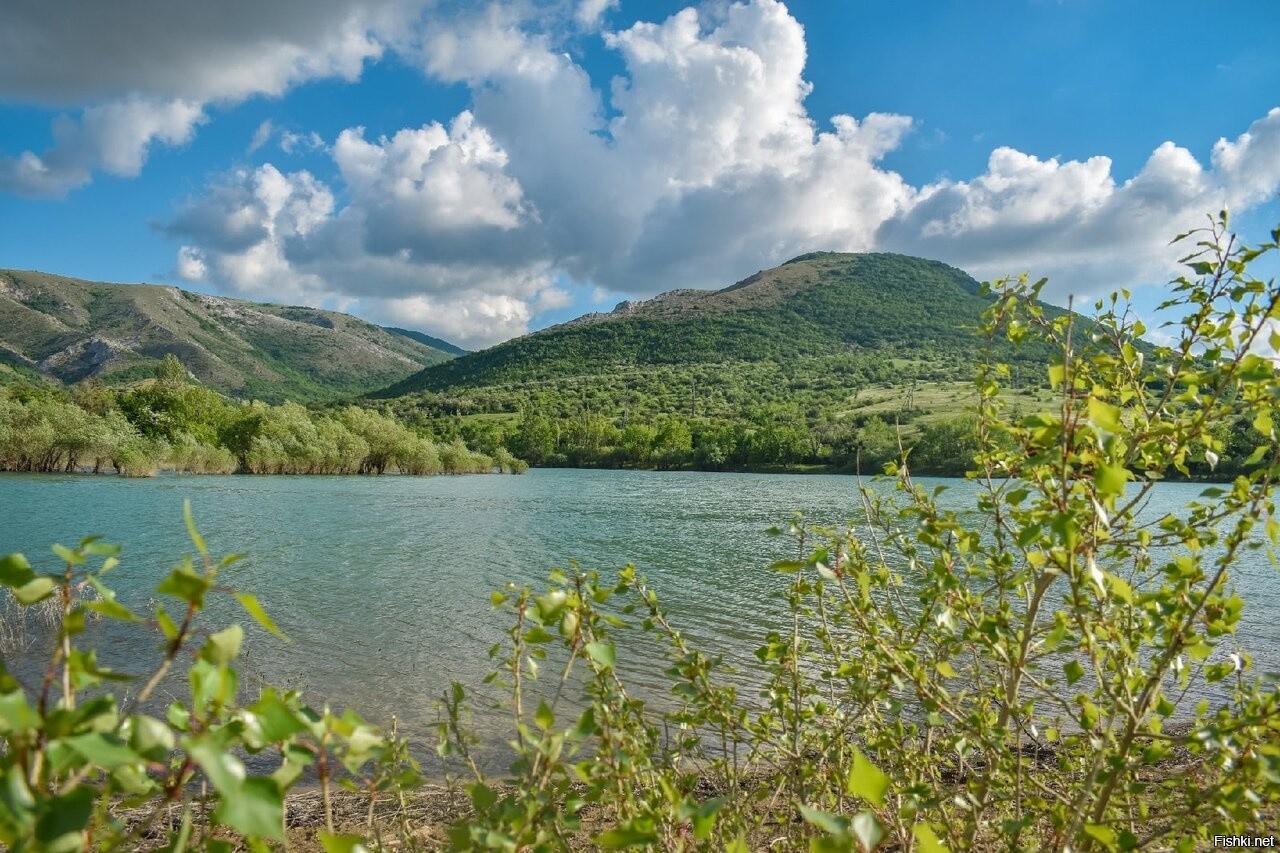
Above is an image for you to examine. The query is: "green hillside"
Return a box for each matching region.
[373,253,1064,472]
[378,253,1053,416]
[381,253,996,397]
[384,327,470,357]
[0,269,459,403]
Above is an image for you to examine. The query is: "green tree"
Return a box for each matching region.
[510,410,557,466]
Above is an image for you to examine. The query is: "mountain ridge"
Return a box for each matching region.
[375,251,1013,403]
[0,269,462,403]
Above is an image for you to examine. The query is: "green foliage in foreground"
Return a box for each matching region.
[0,503,422,851]
[437,217,1280,850]
[1,216,1279,851]
[0,360,521,477]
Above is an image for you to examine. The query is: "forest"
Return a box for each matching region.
[0,355,520,476]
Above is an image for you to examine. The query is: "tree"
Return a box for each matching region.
[509,410,557,466]
[153,352,189,386]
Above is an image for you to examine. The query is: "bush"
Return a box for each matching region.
[0,503,420,850]
[440,215,1280,850]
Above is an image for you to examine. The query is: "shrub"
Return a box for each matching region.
[0,503,420,850]
[440,214,1280,850]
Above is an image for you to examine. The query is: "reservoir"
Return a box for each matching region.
[2,469,1276,759]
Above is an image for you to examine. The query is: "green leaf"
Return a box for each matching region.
[850,812,884,852]
[1047,364,1065,388]
[1064,660,1086,685]
[1108,573,1134,604]
[535,699,555,731]
[235,593,286,640]
[214,777,284,841]
[86,578,140,622]
[585,642,616,670]
[318,833,369,853]
[128,715,176,761]
[247,691,308,743]
[913,823,950,853]
[935,661,958,679]
[183,500,207,556]
[1095,464,1127,498]
[1084,824,1117,849]
[845,749,889,807]
[468,781,498,813]
[0,689,38,733]
[596,818,659,848]
[14,576,56,605]
[185,733,246,793]
[157,567,210,607]
[1088,398,1124,433]
[200,625,244,664]
[799,804,849,836]
[63,732,140,769]
[51,544,84,566]
[534,590,567,622]
[0,553,35,588]
[35,787,93,853]
[523,625,555,644]
[155,604,179,641]
[691,796,725,840]
[770,559,804,573]
[81,539,120,558]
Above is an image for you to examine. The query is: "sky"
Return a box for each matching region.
[1,0,1278,350]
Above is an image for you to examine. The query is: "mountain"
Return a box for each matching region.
[0,269,460,403]
[383,327,470,357]
[374,253,1047,422]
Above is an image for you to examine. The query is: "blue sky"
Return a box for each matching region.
[1,0,1278,347]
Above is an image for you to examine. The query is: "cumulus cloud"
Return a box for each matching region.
[161,0,1280,347]
[878,108,1280,300]
[0,96,206,196]
[164,121,559,347]
[575,0,618,29]
[0,0,411,104]
[0,0,417,195]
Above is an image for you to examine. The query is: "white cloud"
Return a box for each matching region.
[333,112,533,234]
[878,108,1280,301]
[164,126,558,347]
[164,0,1280,347]
[0,96,206,196]
[280,130,327,155]
[248,120,275,155]
[176,246,208,281]
[1213,107,1280,208]
[0,0,416,195]
[575,0,618,29]
[0,0,411,104]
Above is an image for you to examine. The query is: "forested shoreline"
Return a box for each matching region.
[0,358,986,478]
[0,356,521,477]
[2,358,1257,479]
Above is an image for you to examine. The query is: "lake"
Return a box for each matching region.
[2,469,1277,760]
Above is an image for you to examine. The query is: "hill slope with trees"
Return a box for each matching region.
[0,269,459,402]
[376,253,1065,472]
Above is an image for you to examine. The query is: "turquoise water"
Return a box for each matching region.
[2,469,1277,754]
